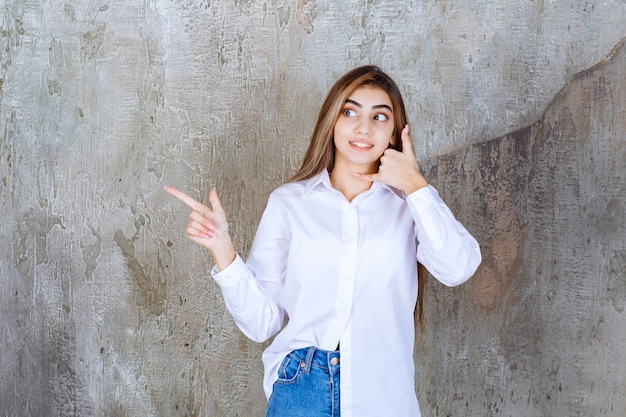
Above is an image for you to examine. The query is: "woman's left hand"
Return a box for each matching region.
[355,125,428,194]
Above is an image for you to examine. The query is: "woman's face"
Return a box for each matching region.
[332,86,395,174]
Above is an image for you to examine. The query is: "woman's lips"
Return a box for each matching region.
[349,140,374,149]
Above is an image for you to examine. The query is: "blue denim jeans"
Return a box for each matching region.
[265,347,341,417]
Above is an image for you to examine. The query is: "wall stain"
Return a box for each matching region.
[0,4,27,101]
[143,42,166,112]
[80,6,109,60]
[35,211,64,266]
[80,22,106,60]
[14,213,33,278]
[140,4,167,121]
[606,250,626,313]
[113,212,166,316]
[432,131,529,311]
[13,207,65,274]
[274,1,291,27]
[44,322,92,416]
[47,37,64,96]
[296,0,318,34]
[81,223,102,281]
[64,4,77,23]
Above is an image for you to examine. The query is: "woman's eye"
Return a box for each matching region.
[344,109,357,117]
[374,113,388,122]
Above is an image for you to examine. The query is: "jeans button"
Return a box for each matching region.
[330,357,339,366]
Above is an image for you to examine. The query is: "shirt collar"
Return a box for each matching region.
[301,170,405,200]
[301,170,331,197]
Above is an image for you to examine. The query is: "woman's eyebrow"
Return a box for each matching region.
[345,98,393,112]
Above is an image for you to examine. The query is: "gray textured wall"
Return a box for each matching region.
[418,38,626,416]
[1,1,624,416]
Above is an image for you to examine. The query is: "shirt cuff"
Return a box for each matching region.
[210,253,246,289]
[406,184,444,214]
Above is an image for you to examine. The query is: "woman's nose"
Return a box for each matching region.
[356,118,371,135]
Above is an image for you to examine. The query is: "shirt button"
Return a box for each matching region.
[330,357,339,366]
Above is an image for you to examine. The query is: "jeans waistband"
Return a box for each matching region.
[288,346,340,374]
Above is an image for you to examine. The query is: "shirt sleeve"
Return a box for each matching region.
[211,194,289,342]
[406,185,482,287]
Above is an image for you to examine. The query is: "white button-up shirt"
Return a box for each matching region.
[212,170,481,417]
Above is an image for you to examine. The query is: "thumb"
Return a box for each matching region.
[208,188,224,212]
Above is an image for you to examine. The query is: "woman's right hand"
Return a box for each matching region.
[164,186,236,271]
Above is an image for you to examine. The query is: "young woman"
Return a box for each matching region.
[166,66,481,417]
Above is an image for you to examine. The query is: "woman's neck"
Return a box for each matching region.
[329,163,376,202]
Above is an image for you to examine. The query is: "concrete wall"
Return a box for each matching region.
[418,38,626,416]
[1,1,624,416]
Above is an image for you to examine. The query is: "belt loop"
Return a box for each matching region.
[303,346,316,375]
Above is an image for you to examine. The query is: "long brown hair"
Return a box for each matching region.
[289,65,428,328]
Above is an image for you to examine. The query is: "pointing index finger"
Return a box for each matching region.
[401,124,415,156]
[164,186,208,213]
